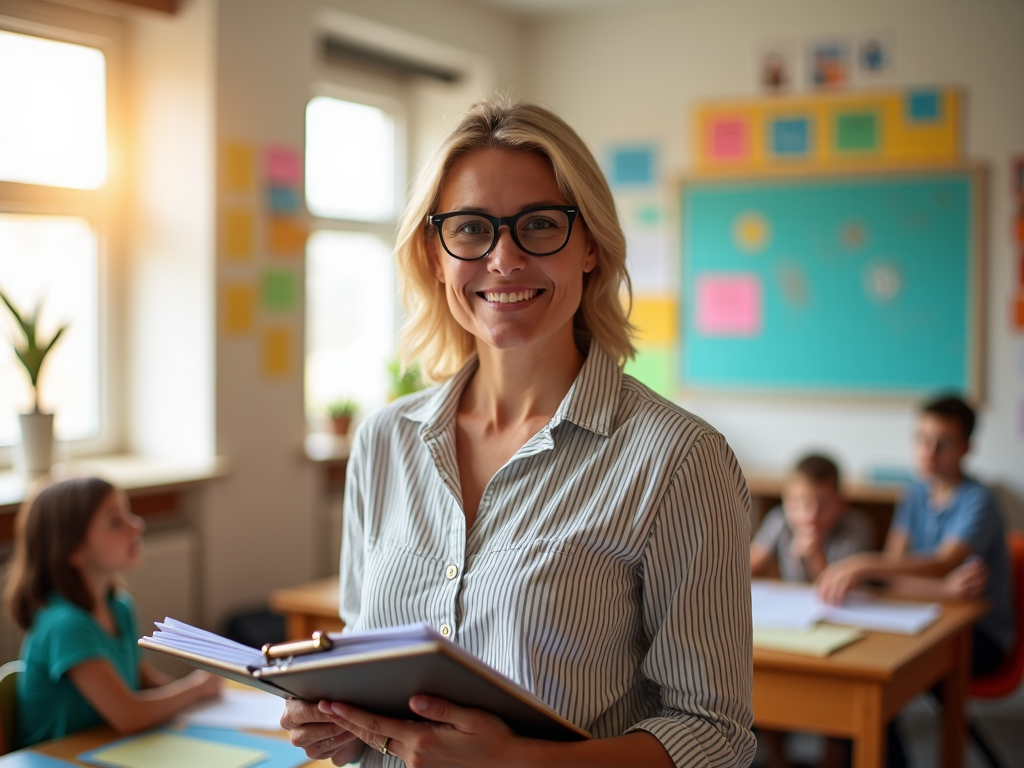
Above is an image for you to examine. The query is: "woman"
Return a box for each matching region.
[282,98,755,767]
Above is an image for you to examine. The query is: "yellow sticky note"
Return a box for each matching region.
[224,142,255,192]
[631,296,678,344]
[223,284,255,334]
[268,217,308,256]
[223,209,254,260]
[262,327,292,377]
[85,732,266,768]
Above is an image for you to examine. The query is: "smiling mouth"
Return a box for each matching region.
[479,289,541,304]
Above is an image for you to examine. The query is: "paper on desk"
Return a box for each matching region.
[753,624,865,657]
[78,733,266,768]
[751,581,941,635]
[0,752,77,766]
[751,580,824,630]
[177,688,286,731]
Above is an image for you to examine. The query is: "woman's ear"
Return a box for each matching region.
[582,233,598,274]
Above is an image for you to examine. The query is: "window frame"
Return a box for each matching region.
[0,5,126,465]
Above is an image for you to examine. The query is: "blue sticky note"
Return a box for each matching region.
[771,118,810,155]
[610,146,655,187]
[0,752,76,766]
[907,90,940,122]
[268,186,300,213]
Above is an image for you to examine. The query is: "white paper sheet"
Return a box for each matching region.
[176,688,286,732]
[751,580,941,635]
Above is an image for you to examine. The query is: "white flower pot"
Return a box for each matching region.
[17,412,55,477]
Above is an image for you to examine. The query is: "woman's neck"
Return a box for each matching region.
[466,333,585,427]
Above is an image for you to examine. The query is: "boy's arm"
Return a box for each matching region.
[816,534,974,604]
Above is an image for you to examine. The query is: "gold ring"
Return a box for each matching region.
[380,736,391,755]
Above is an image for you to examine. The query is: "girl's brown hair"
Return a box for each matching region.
[4,477,115,630]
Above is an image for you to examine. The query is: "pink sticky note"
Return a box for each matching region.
[266,145,302,185]
[710,118,749,160]
[695,273,763,337]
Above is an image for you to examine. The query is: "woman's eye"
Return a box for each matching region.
[521,217,556,231]
[456,221,489,236]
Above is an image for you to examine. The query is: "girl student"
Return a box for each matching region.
[4,476,222,749]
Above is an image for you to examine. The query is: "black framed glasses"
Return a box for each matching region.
[428,205,579,261]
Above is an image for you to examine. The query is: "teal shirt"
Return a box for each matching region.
[16,591,141,748]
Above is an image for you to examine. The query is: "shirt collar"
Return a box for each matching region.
[403,343,622,440]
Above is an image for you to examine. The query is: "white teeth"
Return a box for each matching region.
[484,290,537,303]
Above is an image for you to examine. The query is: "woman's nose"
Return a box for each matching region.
[487,226,527,274]
[131,513,146,533]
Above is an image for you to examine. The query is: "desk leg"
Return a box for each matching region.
[852,686,886,768]
[939,628,972,768]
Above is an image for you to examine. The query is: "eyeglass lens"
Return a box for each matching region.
[438,209,572,259]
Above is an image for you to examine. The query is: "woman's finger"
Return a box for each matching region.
[408,695,484,731]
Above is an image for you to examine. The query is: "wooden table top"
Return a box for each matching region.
[269,577,340,619]
[753,598,987,680]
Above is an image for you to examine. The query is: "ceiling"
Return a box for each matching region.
[465,0,677,18]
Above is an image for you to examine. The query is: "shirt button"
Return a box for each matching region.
[439,623,452,637]
[445,564,458,580]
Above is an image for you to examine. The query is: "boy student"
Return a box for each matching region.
[751,454,874,581]
[817,394,1015,677]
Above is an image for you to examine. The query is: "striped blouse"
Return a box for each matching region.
[340,344,756,767]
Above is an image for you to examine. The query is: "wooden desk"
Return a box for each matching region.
[754,599,987,768]
[269,577,345,640]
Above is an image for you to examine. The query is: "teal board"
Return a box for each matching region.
[680,172,978,394]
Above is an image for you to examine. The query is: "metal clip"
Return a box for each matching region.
[262,631,333,664]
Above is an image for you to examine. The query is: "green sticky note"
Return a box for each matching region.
[82,732,267,768]
[836,112,878,152]
[261,269,298,311]
[624,346,675,398]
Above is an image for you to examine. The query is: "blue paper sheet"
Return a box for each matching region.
[0,752,76,767]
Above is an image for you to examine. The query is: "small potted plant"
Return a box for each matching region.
[325,398,358,436]
[0,288,68,475]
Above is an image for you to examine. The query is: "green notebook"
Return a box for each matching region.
[753,624,865,657]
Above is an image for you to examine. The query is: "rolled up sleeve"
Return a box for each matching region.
[628,432,756,768]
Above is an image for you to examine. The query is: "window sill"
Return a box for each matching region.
[0,453,229,518]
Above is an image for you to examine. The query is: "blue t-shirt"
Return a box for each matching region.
[892,477,1015,652]
[16,591,141,748]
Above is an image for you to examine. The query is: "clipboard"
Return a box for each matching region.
[139,620,590,742]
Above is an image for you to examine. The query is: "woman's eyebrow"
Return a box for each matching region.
[442,201,568,215]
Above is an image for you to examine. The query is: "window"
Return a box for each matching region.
[0,16,120,458]
[304,93,404,421]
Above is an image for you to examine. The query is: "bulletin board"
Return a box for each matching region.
[679,167,985,397]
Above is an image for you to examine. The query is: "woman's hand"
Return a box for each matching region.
[324,695,524,768]
[281,698,363,765]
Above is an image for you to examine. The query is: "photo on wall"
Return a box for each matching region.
[807,39,849,91]
[856,33,894,83]
[756,41,796,94]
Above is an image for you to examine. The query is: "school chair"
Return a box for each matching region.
[968,531,1024,768]
[0,660,24,755]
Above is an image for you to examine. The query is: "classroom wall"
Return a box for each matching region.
[201,0,526,629]
[522,0,1024,522]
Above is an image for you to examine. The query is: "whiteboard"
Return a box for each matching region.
[679,168,984,397]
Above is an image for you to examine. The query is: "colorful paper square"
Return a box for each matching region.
[623,345,675,398]
[268,186,300,213]
[907,90,941,122]
[836,112,878,152]
[224,143,254,193]
[694,273,763,337]
[770,118,810,156]
[222,209,254,260]
[610,146,656,186]
[631,296,678,344]
[261,269,298,311]
[710,118,749,160]
[223,284,255,334]
[268,217,308,256]
[262,327,293,377]
[266,146,301,186]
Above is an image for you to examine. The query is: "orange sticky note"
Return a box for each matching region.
[262,327,292,377]
[223,284,255,334]
[268,217,308,256]
[223,209,254,260]
[224,143,254,192]
[1014,293,1024,332]
[631,296,679,344]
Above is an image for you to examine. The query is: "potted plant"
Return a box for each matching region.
[325,398,358,436]
[0,288,68,476]
[386,358,425,402]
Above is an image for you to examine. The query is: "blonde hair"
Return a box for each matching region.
[395,97,635,382]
